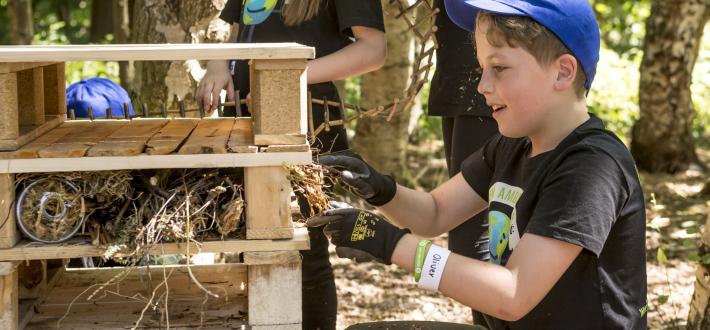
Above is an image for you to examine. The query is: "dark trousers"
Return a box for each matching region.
[225,82,343,330]
[442,115,498,327]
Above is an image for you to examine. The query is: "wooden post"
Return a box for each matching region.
[250,59,307,145]
[0,262,18,330]
[244,166,294,239]
[17,67,45,128]
[42,63,67,117]
[245,251,301,328]
[0,73,19,141]
[0,174,18,249]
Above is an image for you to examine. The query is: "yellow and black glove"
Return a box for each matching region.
[319,150,397,206]
[307,207,409,264]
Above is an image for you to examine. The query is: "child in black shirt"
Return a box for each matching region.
[309,0,648,329]
[196,1,386,328]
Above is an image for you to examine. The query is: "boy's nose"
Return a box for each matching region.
[477,70,493,95]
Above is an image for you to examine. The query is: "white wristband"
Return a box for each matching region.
[417,244,451,291]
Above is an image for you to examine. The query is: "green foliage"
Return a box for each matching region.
[591,0,650,59]
[691,25,710,147]
[32,0,92,45]
[587,48,640,142]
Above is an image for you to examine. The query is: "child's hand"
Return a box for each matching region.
[306,207,409,264]
[196,60,235,114]
[319,150,396,206]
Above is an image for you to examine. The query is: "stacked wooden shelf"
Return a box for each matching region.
[0,43,315,329]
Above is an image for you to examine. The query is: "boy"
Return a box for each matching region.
[309,0,648,329]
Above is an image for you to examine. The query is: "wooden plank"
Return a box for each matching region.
[250,60,307,145]
[246,251,301,326]
[254,134,306,146]
[244,166,294,239]
[145,118,199,155]
[0,43,314,62]
[243,250,301,266]
[0,73,19,141]
[0,227,309,261]
[0,115,66,152]
[37,120,128,158]
[87,119,168,156]
[17,67,45,127]
[26,264,248,329]
[42,63,66,116]
[0,262,18,330]
[0,151,312,173]
[261,144,310,153]
[12,120,89,159]
[0,174,18,249]
[177,118,234,154]
[227,117,257,153]
[0,62,54,74]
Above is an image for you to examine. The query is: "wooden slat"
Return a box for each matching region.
[0,262,18,330]
[0,152,312,173]
[261,144,310,153]
[0,174,18,248]
[87,119,168,156]
[227,117,257,153]
[0,227,309,261]
[17,67,45,127]
[13,120,90,159]
[253,134,306,146]
[145,118,199,155]
[25,264,248,329]
[177,118,234,154]
[42,63,66,116]
[246,251,301,326]
[0,115,65,152]
[0,43,314,62]
[0,73,19,141]
[0,62,55,74]
[244,167,294,239]
[37,120,128,158]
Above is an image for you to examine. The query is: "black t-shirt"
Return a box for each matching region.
[461,114,647,329]
[219,0,385,98]
[427,0,490,117]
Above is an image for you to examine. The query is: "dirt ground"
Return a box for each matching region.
[332,150,710,330]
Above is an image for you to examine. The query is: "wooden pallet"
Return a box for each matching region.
[0,43,315,329]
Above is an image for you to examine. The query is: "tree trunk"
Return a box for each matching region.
[113,0,133,90]
[90,0,114,43]
[352,1,413,179]
[630,0,708,173]
[131,0,230,114]
[7,0,33,45]
[688,206,710,329]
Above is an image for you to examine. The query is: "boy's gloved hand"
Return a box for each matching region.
[306,207,409,264]
[319,150,397,206]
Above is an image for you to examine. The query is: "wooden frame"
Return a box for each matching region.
[0,43,314,328]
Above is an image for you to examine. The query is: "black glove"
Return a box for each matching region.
[306,207,409,264]
[319,150,397,206]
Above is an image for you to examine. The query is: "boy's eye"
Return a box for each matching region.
[493,66,507,73]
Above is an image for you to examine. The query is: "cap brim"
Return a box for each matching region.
[445,0,526,32]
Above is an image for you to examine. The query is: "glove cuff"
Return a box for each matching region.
[366,175,397,206]
[383,228,411,264]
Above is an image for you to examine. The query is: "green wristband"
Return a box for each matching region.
[414,239,432,282]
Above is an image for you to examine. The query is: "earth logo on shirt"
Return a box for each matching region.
[242,0,277,25]
[489,210,511,265]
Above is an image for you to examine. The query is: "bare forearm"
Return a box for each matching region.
[378,185,445,237]
[307,35,385,84]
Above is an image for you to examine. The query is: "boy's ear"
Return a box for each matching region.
[553,54,578,92]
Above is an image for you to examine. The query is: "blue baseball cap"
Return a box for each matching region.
[66,77,134,118]
[444,0,600,90]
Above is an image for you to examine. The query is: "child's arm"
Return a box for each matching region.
[379,174,487,237]
[197,23,240,112]
[306,26,386,84]
[392,233,582,321]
